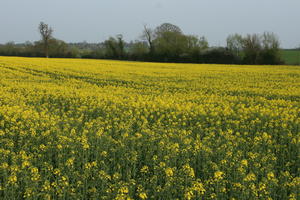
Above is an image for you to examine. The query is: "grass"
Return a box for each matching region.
[280,49,300,65]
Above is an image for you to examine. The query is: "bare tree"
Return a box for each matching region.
[226,34,243,57]
[38,22,53,58]
[261,32,280,50]
[141,24,155,55]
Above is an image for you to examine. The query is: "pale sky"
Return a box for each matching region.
[0,0,299,48]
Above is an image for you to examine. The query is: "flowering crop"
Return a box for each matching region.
[0,56,299,199]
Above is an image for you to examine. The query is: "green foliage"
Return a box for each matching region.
[154,23,183,37]
[154,31,188,59]
[227,34,243,57]
[226,32,283,65]
[104,35,126,59]
[150,23,209,62]
[128,41,149,60]
[0,22,289,65]
[280,50,300,65]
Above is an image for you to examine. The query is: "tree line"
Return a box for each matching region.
[0,22,283,65]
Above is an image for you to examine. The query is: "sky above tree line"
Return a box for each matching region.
[1,0,299,48]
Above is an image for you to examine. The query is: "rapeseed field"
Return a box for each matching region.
[0,56,299,199]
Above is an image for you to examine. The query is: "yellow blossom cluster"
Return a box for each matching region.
[0,56,299,199]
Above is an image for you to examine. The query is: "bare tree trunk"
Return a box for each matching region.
[143,25,155,55]
[45,42,49,58]
[39,22,53,58]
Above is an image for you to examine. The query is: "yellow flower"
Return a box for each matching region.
[0,54,299,199]
[22,161,30,168]
[30,167,39,174]
[53,169,61,176]
[233,183,242,189]
[289,193,297,200]
[184,190,194,200]
[241,159,248,167]
[165,167,174,177]
[39,144,46,151]
[259,183,266,192]
[193,181,206,194]
[214,171,224,180]
[42,181,51,191]
[267,172,275,180]
[119,186,129,194]
[23,188,33,198]
[244,172,256,182]
[182,164,195,178]
[159,162,166,168]
[101,151,108,157]
[66,157,75,167]
[8,175,17,184]
[1,162,9,169]
[139,192,147,199]
[140,165,149,173]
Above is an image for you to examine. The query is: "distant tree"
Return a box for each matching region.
[226,34,243,57]
[154,31,187,61]
[202,47,239,64]
[140,23,210,62]
[116,34,125,59]
[38,22,53,58]
[141,25,155,55]
[261,32,279,50]
[152,23,186,61]
[181,35,209,62]
[104,37,118,58]
[128,41,148,60]
[48,39,70,58]
[154,23,182,37]
[226,32,282,64]
[1,42,17,56]
[104,35,126,59]
[22,41,36,57]
[186,35,208,52]
[242,34,262,64]
[259,32,282,64]
[4,42,18,56]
